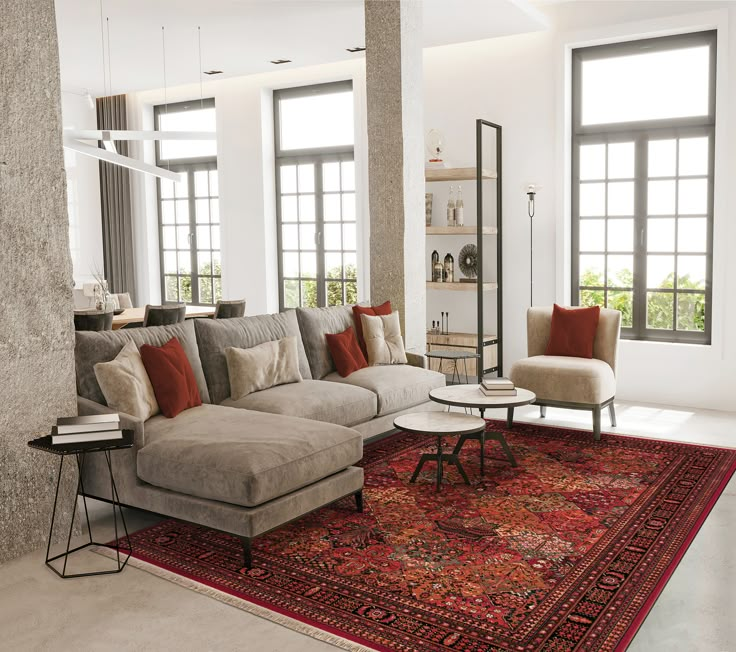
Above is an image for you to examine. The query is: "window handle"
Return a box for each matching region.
[315,231,322,246]
[640,228,645,247]
[188,232,194,246]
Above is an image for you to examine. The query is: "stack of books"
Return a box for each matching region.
[51,414,122,446]
[479,377,517,397]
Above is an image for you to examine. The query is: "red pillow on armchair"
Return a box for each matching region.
[140,337,202,418]
[544,304,600,359]
[352,301,392,354]
[326,327,368,377]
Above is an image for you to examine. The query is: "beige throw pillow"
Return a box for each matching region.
[226,336,302,400]
[94,340,160,420]
[360,312,408,366]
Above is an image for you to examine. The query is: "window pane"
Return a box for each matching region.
[323,194,341,221]
[648,180,676,215]
[298,164,315,193]
[579,254,605,286]
[282,252,299,277]
[209,170,218,196]
[196,225,210,249]
[607,182,634,216]
[607,142,634,179]
[281,196,298,222]
[282,224,298,250]
[279,90,354,151]
[323,162,340,192]
[678,218,707,253]
[647,292,674,330]
[214,277,222,303]
[298,194,316,222]
[210,199,219,223]
[174,176,189,198]
[678,178,708,214]
[607,255,633,288]
[324,224,341,251]
[326,281,343,306]
[580,289,604,308]
[648,218,675,252]
[300,252,317,279]
[580,183,605,216]
[159,107,217,160]
[345,280,357,304]
[160,179,175,199]
[608,219,633,252]
[211,225,220,250]
[161,201,175,224]
[175,199,189,224]
[178,275,192,303]
[178,251,191,274]
[342,161,355,191]
[677,255,706,290]
[299,224,316,251]
[199,277,213,305]
[581,45,710,125]
[677,293,705,331]
[343,252,357,279]
[579,219,605,252]
[280,165,297,193]
[678,137,708,176]
[176,226,190,249]
[342,193,356,221]
[647,255,674,288]
[163,251,177,274]
[579,144,605,180]
[165,276,179,302]
[301,280,317,308]
[608,290,633,327]
[211,252,221,276]
[325,252,342,279]
[194,170,209,197]
[198,251,211,275]
[162,226,176,249]
[283,280,299,308]
[195,199,209,224]
[648,140,676,178]
[343,223,356,250]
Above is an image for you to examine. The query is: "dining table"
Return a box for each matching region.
[111,305,216,330]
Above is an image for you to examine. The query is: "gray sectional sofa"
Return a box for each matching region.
[75,305,445,566]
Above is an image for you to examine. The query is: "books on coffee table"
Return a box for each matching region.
[51,414,122,445]
[479,377,517,397]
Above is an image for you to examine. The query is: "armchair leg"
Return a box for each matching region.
[354,490,364,513]
[592,406,601,441]
[539,406,546,418]
[608,402,617,428]
[239,536,252,569]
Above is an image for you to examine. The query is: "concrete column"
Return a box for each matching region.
[365,0,425,352]
[0,0,78,563]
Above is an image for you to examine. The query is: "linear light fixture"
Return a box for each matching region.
[270,59,291,65]
[203,70,223,75]
[346,46,366,53]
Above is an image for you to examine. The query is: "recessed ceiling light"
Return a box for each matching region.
[346,46,366,53]
[270,59,292,65]
[203,70,223,75]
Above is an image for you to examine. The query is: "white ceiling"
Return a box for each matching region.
[55,0,548,96]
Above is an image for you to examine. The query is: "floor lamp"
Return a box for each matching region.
[526,185,537,306]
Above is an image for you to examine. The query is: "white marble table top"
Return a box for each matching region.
[393,411,486,436]
[430,384,536,409]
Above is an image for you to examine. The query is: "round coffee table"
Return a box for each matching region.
[393,411,486,491]
[429,385,536,475]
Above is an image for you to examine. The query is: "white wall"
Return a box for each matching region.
[61,91,103,288]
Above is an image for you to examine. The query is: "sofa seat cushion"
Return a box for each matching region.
[509,355,615,405]
[221,379,377,427]
[137,404,362,508]
[324,365,445,416]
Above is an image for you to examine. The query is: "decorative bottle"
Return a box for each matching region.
[433,259,444,283]
[456,185,464,226]
[444,253,454,283]
[446,186,456,227]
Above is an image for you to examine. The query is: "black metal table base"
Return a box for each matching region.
[451,408,518,475]
[410,435,471,491]
[45,450,131,578]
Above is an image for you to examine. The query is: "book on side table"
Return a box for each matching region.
[480,377,517,397]
[51,413,122,445]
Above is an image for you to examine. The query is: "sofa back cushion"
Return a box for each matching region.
[194,311,312,404]
[75,319,211,406]
[296,305,355,379]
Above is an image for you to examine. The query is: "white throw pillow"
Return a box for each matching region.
[225,336,302,400]
[94,340,160,420]
[360,311,408,366]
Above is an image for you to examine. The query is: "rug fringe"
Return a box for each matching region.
[91,546,378,652]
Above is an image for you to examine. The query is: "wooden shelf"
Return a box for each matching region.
[425,167,497,182]
[426,225,497,235]
[426,281,497,292]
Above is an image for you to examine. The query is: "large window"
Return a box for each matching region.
[155,99,220,305]
[572,31,715,343]
[274,81,356,309]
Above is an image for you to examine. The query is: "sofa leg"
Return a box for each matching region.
[592,406,601,441]
[608,402,617,428]
[539,406,546,418]
[239,537,252,569]
[354,490,364,513]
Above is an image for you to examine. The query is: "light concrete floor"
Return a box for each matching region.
[0,399,734,652]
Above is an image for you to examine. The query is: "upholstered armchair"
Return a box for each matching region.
[509,306,621,440]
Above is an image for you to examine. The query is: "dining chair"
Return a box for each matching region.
[112,292,133,310]
[214,299,246,319]
[143,303,186,327]
[74,310,114,331]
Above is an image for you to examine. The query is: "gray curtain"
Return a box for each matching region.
[97,94,136,304]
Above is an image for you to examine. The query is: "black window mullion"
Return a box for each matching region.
[633,135,647,338]
[315,163,326,307]
[187,168,199,305]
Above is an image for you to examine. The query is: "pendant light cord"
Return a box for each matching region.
[98,0,107,98]
[106,17,112,96]
[198,26,204,110]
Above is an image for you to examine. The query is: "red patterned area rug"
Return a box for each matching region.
[107,421,735,652]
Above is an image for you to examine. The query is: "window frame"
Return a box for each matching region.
[571,30,716,344]
[154,98,220,305]
[273,81,356,310]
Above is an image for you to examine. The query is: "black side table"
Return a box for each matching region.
[28,431,134,579]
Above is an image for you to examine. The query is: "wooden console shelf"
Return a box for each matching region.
[426,225,497,235]
[425,168,497,182]
[426,281,497,292]
[426,331,498,377]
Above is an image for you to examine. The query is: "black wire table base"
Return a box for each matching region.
[45,450,131,579]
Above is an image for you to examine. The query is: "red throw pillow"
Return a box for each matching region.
[545,304,601,358]
[352,301,392,354]
[326,327,368,377]
[139,337,202,418]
